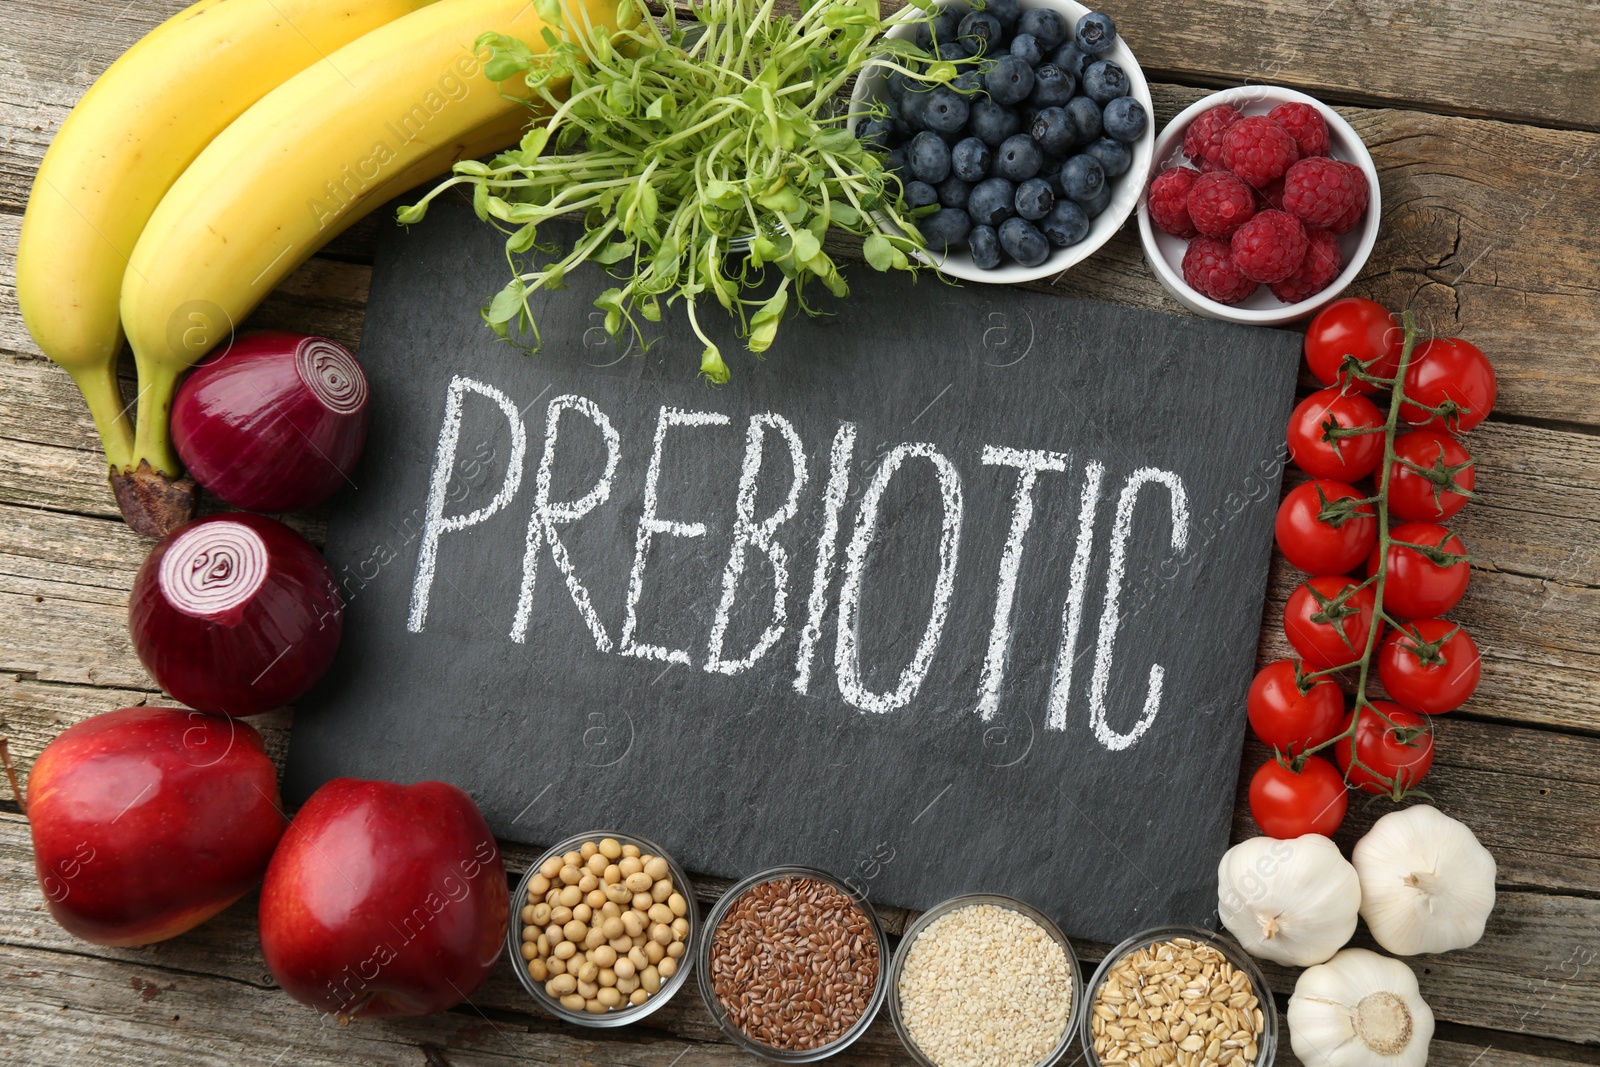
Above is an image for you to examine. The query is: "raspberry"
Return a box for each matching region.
[1187,171,1256,238]
[1256,177,1286,210]
[1267,102,1330,158]
[1182,235,1258,304]
[1148,166,1201,238]
[1231,209,1309,283]
[1198,156,1229,174]
[1282,156,1368,230]
[1326,163,1371,234]
[1220,115,1300,187]
[1270,226,1342,303]
[1183,105,1241,166]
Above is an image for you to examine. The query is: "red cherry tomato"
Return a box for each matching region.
[1304,298,1403,394]
[1377,618,1482,714]
[1335,701,1434,795]
[1368,522,1470,619]
[1287,388,1386,481]
[1284,575,1382,671]
[1275,480,1377,575]
[1247,658,1348,755]
[1249,755,1349,838]
[1388,429,1476,522]
[1400,337,1496,431]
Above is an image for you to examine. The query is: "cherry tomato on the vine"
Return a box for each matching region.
[1388,429,1476,522]
[1284,575,1383,671]
[1247,658,1348,755]
[1275,480,1377,575]
[1287,388,1386,481]
[1401,337,1497,431]
[1368,522,1470,619]
[1335,700,1434,795]
[1249,755,1349,837]
[1378,618,1482,714]
[1304,298,1403,394]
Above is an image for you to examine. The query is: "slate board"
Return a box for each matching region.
[284,201,1300,943]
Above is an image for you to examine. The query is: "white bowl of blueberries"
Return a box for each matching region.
[850,0,1153,283]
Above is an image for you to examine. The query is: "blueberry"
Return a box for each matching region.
[1028,63,1074,107]
[887,69,911,101]
[1080,183,1112,217]
[935,37,973,60]
[966,98,1021,146]
[980,0,1021,33]
[909,131,953,183]
[1030,106,1076,155]
[1075,11,1117,54]
[998,217,1050,266]
[952,69,985,95]
[1081,59,1129,103]
[1014,177,1055,220]
[1064,95,1103,142]
[1060,153,1105,202]
[914,8,959,49]
[958,10,1003,51]
[951,136,992,181]
[1040,199,1091,246]
[887,146,910,181]
[968,224,1002,269]
[922,86,971,134]
[1102,96,1147,142]
[967,177,1016,227]
[1008,33,1043,66]
[994,133,1043,181]
[1051,43,1097,81]
[901,89,929,132]
[938,175,973,208]
[856,117,894,152]
[984,55,1035,105]
[1016,8,1068,49]
[921,207,973,252]
[904,180,940,210]
[1081,136,1131,177]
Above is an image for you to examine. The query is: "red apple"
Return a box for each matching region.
[26,707,286,946]
[259,778,508,1018]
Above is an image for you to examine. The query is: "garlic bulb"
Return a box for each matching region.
[1353,806,1496,955]
[1289,948,1434,1067]
[1218,834,1360,966]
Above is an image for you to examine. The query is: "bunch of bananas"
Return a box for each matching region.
[17,0,619,535]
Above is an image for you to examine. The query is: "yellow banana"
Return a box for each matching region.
[120,0,628,535]
[16,0,438,511]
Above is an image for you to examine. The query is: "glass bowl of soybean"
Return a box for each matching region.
[507,830,698,1027]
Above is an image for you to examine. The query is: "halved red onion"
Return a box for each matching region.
[172,331,370,513]
[129,513,343,716]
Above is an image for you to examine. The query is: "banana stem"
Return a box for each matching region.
[131,368,183,478]
[67,360,135,471]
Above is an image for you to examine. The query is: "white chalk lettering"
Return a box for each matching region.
[407,376,527,633]
[705,414,809,674]
[1046,460,1106,731]
[792,422,857,694]
[618,406,731,664]
[511,394,621,649]
[1088,467,1191,751]
[835,443,964,713]
[975,446,1070,721]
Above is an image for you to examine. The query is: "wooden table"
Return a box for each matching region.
[3,1,1598,1063]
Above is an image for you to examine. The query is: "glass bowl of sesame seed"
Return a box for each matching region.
[696,865,891,1062]
[888,893,1084,1067]
[1079,925,1278,1067]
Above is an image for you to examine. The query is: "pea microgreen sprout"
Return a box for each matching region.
[400,0,956,382]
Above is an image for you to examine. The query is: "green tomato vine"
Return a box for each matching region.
[400,0,958,382]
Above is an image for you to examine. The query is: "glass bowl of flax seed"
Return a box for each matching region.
[696,865,891,1062]
[1080,926,1278,1067]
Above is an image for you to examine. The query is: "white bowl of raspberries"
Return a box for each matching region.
[1137,86,1380,325]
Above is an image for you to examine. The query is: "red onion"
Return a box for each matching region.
[172,331,369,512]
[129,513,343,716]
